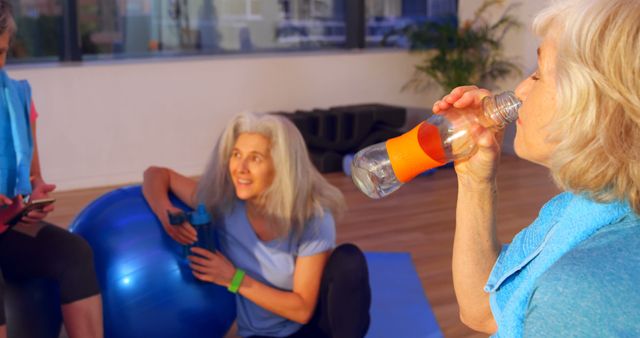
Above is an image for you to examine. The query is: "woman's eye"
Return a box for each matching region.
[531,70,541,81]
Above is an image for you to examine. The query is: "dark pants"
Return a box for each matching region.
[251,243,371,338]
[0,222,101,325]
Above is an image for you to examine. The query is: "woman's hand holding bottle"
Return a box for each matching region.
[350,85,520,199]
[434,86,505,187]
[162,204,197,245]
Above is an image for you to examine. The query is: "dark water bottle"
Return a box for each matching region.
[189,204,215,252]
[169,203,217,260]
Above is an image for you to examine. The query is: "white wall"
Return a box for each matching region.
[8,0,550,191]
[9,51,435,191]
[459,0,550,153]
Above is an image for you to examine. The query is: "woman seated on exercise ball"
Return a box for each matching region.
[0,1,102,337]
[432,0,640,336]
[143,112,371,338]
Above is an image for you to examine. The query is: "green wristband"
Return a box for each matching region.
[228,268,245,294]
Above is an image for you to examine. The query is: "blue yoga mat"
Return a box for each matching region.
[365,252,443,338]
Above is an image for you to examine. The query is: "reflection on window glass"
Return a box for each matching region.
[277,0,345,47]
[7,0,459,63]
[366,0,457,46]
[8,0,62,63]
[78,0,348,60]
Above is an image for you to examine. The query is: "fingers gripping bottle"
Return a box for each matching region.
[169,203,217,258]
[190,204,216,252]
[351,91,521,199]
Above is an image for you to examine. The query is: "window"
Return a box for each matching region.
[7,0,458,63]
[8,0,62,63]
[366,0,458,46]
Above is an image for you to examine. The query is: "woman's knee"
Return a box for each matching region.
[64,235,95,267]
[41,225,95,269]
[38,226,100,303]
[326,243,369,282]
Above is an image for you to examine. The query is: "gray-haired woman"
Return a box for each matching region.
[143,112,371,337]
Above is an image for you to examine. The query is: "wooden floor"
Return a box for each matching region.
[49,155,559,338]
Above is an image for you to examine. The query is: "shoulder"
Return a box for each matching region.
[524,217,640,336]
[309,209,335,227]
[2,75,32,106]
[297,210,336,256]
[4,75,31,93]
[303,209,336,234]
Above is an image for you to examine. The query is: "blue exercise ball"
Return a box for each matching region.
[342,153,355,177]
[70,186,236,338]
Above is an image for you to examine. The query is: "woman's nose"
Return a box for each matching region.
[514,78,530,102]
[239,158,250,172]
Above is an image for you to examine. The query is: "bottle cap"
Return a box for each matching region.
[484,91,521,127]
[189,204,212,225]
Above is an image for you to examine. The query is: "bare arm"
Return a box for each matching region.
[241,252,329,323]
[453,178,500,333]
[435,86,502,333]
[30,120,43,181]
[142,166,198,244]
[23,117,56,223]
[190,248,330,324]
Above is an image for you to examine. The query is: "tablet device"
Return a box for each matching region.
[5,198,56,226]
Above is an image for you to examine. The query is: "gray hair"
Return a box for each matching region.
[0,0,16,35]
[195,112,345,236]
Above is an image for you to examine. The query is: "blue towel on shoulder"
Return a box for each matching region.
[484,192,632,337]
[0,70,33,198]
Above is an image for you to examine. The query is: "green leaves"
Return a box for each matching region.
[391,0,522,93]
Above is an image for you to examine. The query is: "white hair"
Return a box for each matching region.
[195,112,345,236]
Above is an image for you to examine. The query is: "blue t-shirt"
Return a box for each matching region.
[485,193,633,337]
[524,215,640,337]
[218,200,336,337]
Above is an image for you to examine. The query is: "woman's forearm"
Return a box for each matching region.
[30,122,43,181]
[142,166,173,214]
[231,253,328,324]
[452,177,501,333]
[237,275,317,324]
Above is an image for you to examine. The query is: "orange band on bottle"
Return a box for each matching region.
[386,122,447,183]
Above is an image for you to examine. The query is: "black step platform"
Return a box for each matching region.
[274,104,407,173]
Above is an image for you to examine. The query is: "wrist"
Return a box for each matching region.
[30,175,45,187]
[228,268,246,294]
[457,175,497,192]
[152,198,174,217]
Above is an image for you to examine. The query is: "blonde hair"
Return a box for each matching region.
[533,0,640,213]
[195,112,345,236]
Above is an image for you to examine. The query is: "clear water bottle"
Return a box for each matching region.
[351,91,521,199]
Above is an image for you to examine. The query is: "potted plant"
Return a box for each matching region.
[386,0,522,93]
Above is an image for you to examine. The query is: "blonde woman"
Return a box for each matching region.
[143,113,370,338]
[432,0,640,336]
